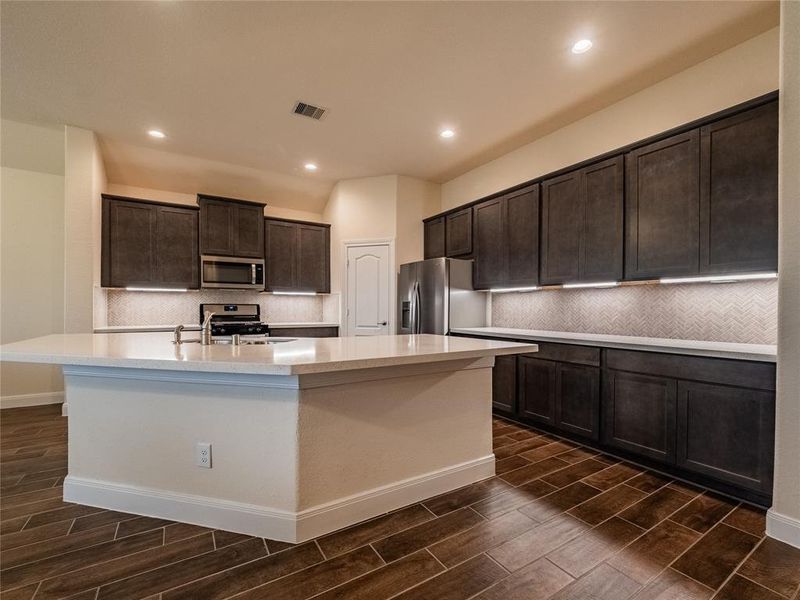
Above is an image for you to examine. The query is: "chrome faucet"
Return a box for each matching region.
[201,311,216,346]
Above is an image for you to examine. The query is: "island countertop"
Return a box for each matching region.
[0,333,537,376]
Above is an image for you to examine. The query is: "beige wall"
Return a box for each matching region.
[770,1,800,548]
[105,183,324,223]
[395,176,441,268]
[441,27,780,209]
[0,121,66,400]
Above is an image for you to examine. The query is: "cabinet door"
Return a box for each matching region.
[445,208,473,257]
[699,101,778,274]
[602,370,677,463]
[473,197,505,289]
[506,185,539,287]
[297,224,330,292]
[625,130,700,279]
[541,172,582,284]
[102,199,157,287]
[582,156,624,281]
[156,206,199,288]
[200,199,235,256]
[556,364,600,440]
[424,217,445,259]
[492,355,517,416]
[677,381,774,493]
[264,219,297,290]
[233,204,265,258]
[518,356,556,425]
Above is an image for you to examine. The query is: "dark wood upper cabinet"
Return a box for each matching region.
[473,197,505,289]
[101,195,198,289]
[625,130,700,279]
[423,217,445,259]
[473,185,539,289]
[297,223,330,292]
[677,381,774,493]
[582,156,624,281]
[264,218,330,293]
[505,185,540,286]
[156,206,200,288]
[541,170,582,284]
[198,195,265,258]
[699,101,778,274]
[445,207,473,257]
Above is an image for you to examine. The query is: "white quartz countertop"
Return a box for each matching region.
[450,327,776,363]
[93,322,339,333]
[1,333,537,376]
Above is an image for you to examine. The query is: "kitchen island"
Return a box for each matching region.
[0,333,536,542]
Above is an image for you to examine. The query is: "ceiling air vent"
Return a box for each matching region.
[293,101,326,120]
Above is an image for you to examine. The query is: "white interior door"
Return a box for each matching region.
[346,244,391,336]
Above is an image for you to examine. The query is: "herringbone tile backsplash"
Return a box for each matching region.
[491,280,777,344]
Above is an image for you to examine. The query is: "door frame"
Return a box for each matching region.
[341,238,396,336]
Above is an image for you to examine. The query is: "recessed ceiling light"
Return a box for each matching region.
[147,129,166,139]
[571,39,593,54]
[304,163,318,171]
[440,129,455,139]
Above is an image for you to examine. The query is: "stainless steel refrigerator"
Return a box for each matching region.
[397,258,487,335]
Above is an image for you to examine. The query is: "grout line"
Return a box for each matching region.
[734,569,795,599]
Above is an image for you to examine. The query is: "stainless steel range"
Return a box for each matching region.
[199,303,269,337]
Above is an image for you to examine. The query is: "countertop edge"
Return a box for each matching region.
[450,328,776,363]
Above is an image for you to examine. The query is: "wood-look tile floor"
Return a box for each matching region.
[1,405,799,600]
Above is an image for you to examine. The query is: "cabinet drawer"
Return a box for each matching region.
[605,349,775,391]
[270,327,338,338]
[522,342,600,367]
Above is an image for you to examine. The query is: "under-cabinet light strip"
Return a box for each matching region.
[488,286,541,293]
[125,287,189,293]
[660,272,778,284]
[270,291,318,296]
[562,281,619,289]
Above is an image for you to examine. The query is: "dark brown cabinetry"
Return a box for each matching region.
[625,130,700,279]
[677,381,774,494]
[473,185,539,289]
[101,195,199,289]
[602,370,677,463]
[518,355,556,424]
[541,156,623,284]
[445,208,473,257]
[492,355,517,416]
[517,343,600,440]
[198,195,265,258]
[269,326,338,338]
[423,217,445,259]
[699,101,778,274]
[264,218,330,293]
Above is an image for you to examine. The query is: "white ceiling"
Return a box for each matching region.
[1,1,778,213]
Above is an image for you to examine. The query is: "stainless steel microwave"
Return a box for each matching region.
[201,255,265,290]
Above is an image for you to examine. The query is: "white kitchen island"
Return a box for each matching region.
[0,333,536,542]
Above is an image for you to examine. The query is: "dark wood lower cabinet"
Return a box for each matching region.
[456,330,777,505]
[492,355,517,416]
[676,381,774,494]
[517,356,556,425]
[602,370,677,463]
[269,326,338,338]
[556,364,599,440]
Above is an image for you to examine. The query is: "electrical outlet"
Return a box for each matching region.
[195,442,212,468]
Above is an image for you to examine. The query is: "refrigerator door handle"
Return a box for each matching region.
[414,280,422,334]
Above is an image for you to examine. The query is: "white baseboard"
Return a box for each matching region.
[0,391,64,410]
[63,454,495,543]
[767,508,800,549]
